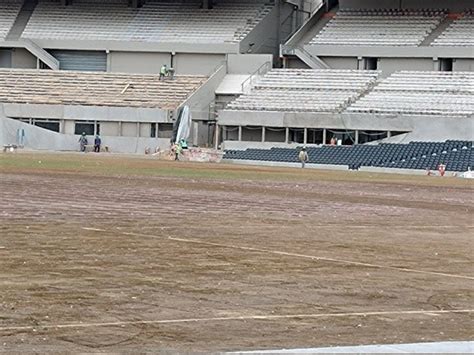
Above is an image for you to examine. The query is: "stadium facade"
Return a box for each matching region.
[0,0,473,160]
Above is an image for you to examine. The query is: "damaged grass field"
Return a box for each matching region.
[0,152,473,352]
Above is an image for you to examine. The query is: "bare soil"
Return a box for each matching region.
[0,153,473,352]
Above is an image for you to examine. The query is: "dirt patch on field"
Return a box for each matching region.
[0,154,473,352]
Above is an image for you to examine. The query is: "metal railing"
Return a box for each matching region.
[240,61,272,94]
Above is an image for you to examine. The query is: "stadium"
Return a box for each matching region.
[0,0,473,352]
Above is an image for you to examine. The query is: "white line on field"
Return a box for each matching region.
[166,236,474,281]
[0,309,472,332]
[81,227,106,232]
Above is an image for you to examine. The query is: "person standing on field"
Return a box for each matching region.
[298,146,309,168]
[79,132,88,152]
[94,135,102,153]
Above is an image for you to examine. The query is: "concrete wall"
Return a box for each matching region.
[101,121,120,136]
[227,54,273,74]
[285,57,310,69]
[453,59,474,72]
[340,0,398,9]
[30,39,239,55]
[2,103,169,123]
[108,51,171,74]
[0,49,12,68]
[241,3,280,60]
[0,115,170,153]
[219,110,474,142]
[174,53,225,75]
[305,45,474,60]
[340,0,473,10]
[109,51,224,75]
[321,56,358,70]
[183,63,227,121]
[11,48,36,69]
[378,58,434,77]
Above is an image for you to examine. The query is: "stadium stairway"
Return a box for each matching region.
[5,0,36,41]
[224,141,474,172]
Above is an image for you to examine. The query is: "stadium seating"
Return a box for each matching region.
[226,69,380,113]
[22,0,272,44]
[309,9,445,46]
[224,141,473,172]
[432,11,474,46]
[0,69,207,109]
[347,71,474,117]
[0,1,22,40]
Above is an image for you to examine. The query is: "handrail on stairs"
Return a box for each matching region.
[240,61,272,94]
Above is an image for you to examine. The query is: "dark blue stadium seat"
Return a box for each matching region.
[223,141,473,172]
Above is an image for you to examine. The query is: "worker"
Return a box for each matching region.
[180,138,188,150]
[175,142,183,161]
[94,135,101,153]
[298,146,309,168]
[159,64,168,80]
[78,132,88,152]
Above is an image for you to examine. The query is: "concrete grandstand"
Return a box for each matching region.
[0,0,472,172]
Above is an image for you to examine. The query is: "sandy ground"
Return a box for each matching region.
[0,153,473,352]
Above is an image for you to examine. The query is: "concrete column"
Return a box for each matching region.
[355,130,359,144]
[238,126,242,141]
[155,122,159,138]
[136,122,140,137]
[387,131,392,138]
[323,128,327,145]
[357,56,363,70]
[433,57,439,71]
[106,50,111,72]
[261,127,265,143]
[193,121,199,146]
[303,128,307,144]
[215,124,219,149]
[285,127,289,143]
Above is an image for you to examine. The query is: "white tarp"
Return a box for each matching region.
[175,105,192,143]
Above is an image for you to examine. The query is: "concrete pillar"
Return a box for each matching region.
[106,50,111,72]
[355,130,359,145]
[238,126,242,141]
[433,57,439,71]
[303,128,307,144]
[136,122,140,137]
[285,127,289,143]
[215,124,219,149]
[357,56,363,70]
[323,128,327,145]
[261,127,265,143]
[193,121,199,146]
[387,131,392,138]
[155,122,159,138]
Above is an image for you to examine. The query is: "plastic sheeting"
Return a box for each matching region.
[175,105,192,144]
